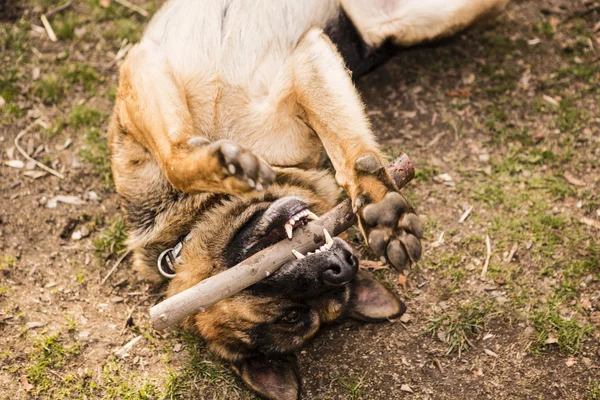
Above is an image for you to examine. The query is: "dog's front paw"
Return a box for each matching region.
[352,154,423,271]
[210,140,276,192]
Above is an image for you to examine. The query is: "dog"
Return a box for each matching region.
[108,1,508,398]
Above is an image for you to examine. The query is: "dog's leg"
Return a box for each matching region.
[114,41,275,194]
[286,28,422,270]
[340,0,509,47]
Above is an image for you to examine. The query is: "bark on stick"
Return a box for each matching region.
[150,153,415,331]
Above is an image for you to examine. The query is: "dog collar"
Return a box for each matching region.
[157,233,192,279]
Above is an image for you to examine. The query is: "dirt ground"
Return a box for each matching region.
[1,0,599,399]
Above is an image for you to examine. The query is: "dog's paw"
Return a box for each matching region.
[207,140,276,192]
[352,154,423,271]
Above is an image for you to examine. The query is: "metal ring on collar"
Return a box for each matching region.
[157,248,177,279]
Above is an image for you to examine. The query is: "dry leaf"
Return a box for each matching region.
[398,274,407,292]
[580,217,600,230]
[545,337,558,344]
[359,260,388,271]
[23,170,48,179]
[20,375,33,392]
[400,384,414,393]
[484,348,498,358]
[399,313,411,324]
[580,297,592,310]
[563,172,585,186]
[542,94,559,106]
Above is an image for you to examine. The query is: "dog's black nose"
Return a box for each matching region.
[321,242,358,286]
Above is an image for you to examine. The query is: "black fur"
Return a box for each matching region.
[324,9,399,79]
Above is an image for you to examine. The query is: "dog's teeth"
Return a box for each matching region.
[227,164,236,175]
[285,223,293,239]
[323,229,333,245]
[306,211,319,221]
[315,249,321,253]
[307,252,313,256]
[255,183,263,191]
[291,249,305,259]
[248,178,255,188]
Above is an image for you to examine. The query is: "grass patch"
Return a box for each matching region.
[79,128,113,184]
[530,302,593,355]
[162,333,243,399]
[94,216,127,260]
[27,333,81,394]
[589,380,600,400]
[425,301,498,357]
[335,371,366,400]
[69,104,104,129]
[33,74,64,104]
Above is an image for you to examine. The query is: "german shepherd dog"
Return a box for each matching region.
[108,1,508,398]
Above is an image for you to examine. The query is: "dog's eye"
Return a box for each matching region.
[280,310,299,323]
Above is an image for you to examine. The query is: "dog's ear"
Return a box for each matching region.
[349,270,406,322]
[232,355,301,400]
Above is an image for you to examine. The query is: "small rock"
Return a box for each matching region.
[545,337,558,345]
[173,343,184,352]
[25,321,46,329]
[4,160,24,169]
[78,330,90,339]
[111,296,124,303]
[87,191,98,201]
[32,67,41,81]
[400,314,412,324]
[478,153,490,163]
[0,96,5,109]
[565,358,577,367]
[400,384,414,393]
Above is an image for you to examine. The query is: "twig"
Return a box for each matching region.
[40,14,57,42]
[15,120,65,179]
[458,206,473,224]
[100,250,131,285]
[114,0,149,17]
[481,235,492,279]
[433,358,445,374]
[504,243,518,264]
[46,0,74,18]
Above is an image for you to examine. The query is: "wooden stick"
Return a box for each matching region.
[150,153,415,331]
[46,0,74,18]
[15,120,65,179]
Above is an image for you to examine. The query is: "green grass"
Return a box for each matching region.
[425,301,498,357]
[93,217,127,260]
[33,74,64,104]
[80,128,113,184]
[335,371,366,400]
[27,333,81,395]
[530,302,593,355]
[69,104,105,129]
[161,332,244,399]
[589,380,600,400]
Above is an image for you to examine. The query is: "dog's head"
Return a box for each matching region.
[162,173,405,400]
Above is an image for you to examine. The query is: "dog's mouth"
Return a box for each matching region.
[226,197,319,266]
[290,228,333,260]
